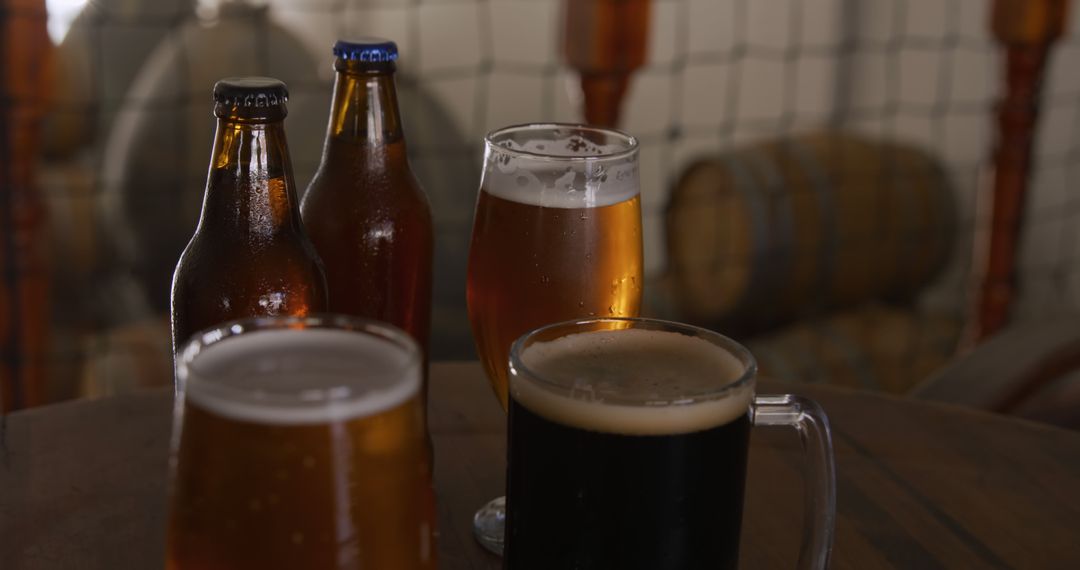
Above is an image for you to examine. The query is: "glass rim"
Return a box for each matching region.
[508,316,758,407]
[484,122,639,163]
[177,314,420,410]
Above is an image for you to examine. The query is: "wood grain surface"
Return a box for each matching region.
[3,362,1080,569]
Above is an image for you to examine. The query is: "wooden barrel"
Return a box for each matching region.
[749,305,961,395]
[665,131,956,332]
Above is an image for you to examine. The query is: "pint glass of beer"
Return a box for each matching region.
[466,123,643,551]
[505,317,836,570]
[167,316,436,570]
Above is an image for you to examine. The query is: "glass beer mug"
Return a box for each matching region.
[503,317,836,570]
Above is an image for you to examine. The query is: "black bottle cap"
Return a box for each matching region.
[212,77,289,108]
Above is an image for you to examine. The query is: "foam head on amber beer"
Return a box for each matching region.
[178,327,420,425]
[483,124,639,209]
[511,328,754,436]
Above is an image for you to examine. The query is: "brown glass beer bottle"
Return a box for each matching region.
[301,39,433,362]
[171,77,328,353]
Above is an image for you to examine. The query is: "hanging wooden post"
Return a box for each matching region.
[971,0,1069,343]
[563,0,651,127]
[1,0,52,411]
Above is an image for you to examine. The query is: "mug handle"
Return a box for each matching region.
[753,395,837,569]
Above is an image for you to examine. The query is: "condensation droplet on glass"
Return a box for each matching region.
[578,301,585,308]
[585,253,592,261]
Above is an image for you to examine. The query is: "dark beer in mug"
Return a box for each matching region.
[505,325,754,570]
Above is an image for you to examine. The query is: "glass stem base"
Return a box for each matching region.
[472,495,506,555]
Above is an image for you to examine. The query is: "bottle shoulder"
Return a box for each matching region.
[177,229,324,269]
[303,168,432,218]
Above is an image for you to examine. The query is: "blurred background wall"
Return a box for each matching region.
[17,0,1080,403]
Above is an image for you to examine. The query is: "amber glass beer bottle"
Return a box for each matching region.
[171,77,328,353]
[301,39,433,363]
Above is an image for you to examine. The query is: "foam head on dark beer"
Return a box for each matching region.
[182,328,420,425]
[514,328,752,435]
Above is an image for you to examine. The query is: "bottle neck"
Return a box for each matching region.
[325,62,405,146]
[199,117,303,235]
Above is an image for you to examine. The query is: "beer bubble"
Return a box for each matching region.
[248,499,263,512]
[578,301,585,308]
[516,176,529,187]
[302,456,316,468]
[291,532,305,545]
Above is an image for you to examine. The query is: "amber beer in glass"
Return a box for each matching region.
[167,316,436,570]
[170,77,328,354]
[505,318,837,570]
[466,123,643,552]
[467,124,643,407]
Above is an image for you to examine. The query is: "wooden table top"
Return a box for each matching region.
[3,361,1080,569]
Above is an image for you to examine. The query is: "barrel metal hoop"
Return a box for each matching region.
[881,147,916,295]
[785,139,836,310]
[719,154,771,318]
[743,149,795,323]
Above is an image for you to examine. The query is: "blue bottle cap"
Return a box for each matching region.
[333,38,399,62]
